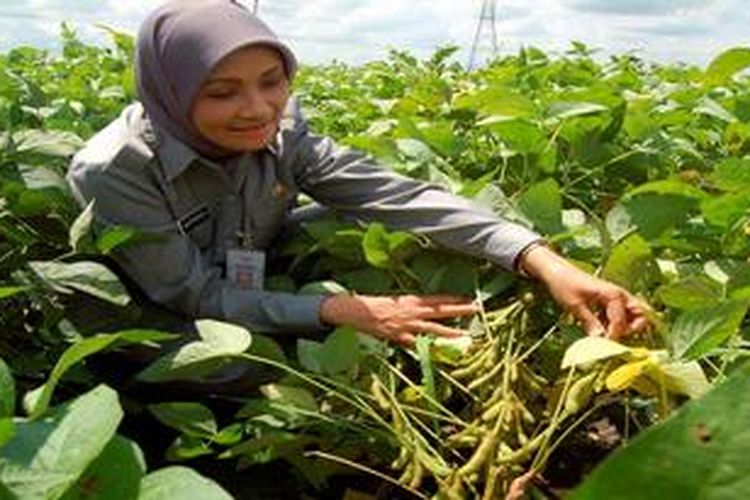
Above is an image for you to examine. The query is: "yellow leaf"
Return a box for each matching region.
[605,359,653,392]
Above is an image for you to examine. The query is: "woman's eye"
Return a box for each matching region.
[261,78,283,89]
[205,88,236,99]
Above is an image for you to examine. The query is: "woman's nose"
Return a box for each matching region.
[237,87,270,119]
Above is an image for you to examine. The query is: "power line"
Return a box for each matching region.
[468,0,498,69]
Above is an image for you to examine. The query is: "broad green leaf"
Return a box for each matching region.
[68,201,95,252]
[454,86,536,119]
[0,357,15,418]
[0,286,28,301]
[704,47,750,87]
[656,275,724,310]
[338,268,394,293]
[572,364,750,500]
[148,403,217,439]
[710,158,750,192]
[362,223,416,269]
[137,319,252,383]
[482,119,546,154]
[695,97,737,123]
[622,193,697,239]
[517,178,564,235]
[0,385,123,500]
[545,101,609,121]
[660,362,710,399]
[298,280,348,295]
[260,384,318,413]
[561,337,631,369]
[138,466,232,500]
[25,330,176,418]
[601,234,656,292]
[701,192,750,229]
[96,226,139,254]
[60,435,146,500]
[296,339,323,373]
[667,299,750,360]
[13,129,84,158]
[626,179,707,200]
[28,260,131,306]
[0,418,15,448]
[317,327,360,375]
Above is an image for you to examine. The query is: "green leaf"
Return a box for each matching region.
[28,260,131,306]
[60,435,146,500]
[260,384,319,413]
[656,275,724,310]
[317,327,360,375]
[296,339,323,373]
[0,418,15,448]
[517,178,564,235]
[148,402,217,439]
[0,385,123,500]
[13,129,84,158]
[701,192,750,229]
[25,330,176,418]
[137,320,252,383]
[298,280,348,295]
[710,158,750,192]
[68,201,95,252]
[545,101,609,121]
[96,226,139,254]
[454,86,536,120]
[0,286,28,301]
[561,337,631,370]
[415,336,437,404]
[138,466,232,500]
[362,223,416,269]
[622,192,698,240]
[572,364,750,500]
[601,234,656,292]
[667,299,750,360]
[0,357,15,419]
[704,47,750,87]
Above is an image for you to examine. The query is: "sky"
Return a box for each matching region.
[0,0,748,67]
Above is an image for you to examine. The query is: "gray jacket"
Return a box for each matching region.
[66,101,540,334]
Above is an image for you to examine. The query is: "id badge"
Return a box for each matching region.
[226,248,266,290]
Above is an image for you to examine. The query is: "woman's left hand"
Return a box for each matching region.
[519,244,650,339]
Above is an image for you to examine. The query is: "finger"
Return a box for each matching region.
[414,303,480,320]
[569,302,606,337]
[407,319,467,338]
[394,332,416,348]
[604,293,628,339]
[628,316,651,334]
[414,295,475,306]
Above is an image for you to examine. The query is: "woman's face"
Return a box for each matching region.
[191,46,290,153]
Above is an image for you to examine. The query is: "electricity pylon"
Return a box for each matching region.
[468,0,499,69]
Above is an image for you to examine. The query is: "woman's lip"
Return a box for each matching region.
[227,122,273,139]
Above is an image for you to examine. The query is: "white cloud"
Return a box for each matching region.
[1,0,748,67]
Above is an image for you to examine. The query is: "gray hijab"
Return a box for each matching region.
[135,0,298,158]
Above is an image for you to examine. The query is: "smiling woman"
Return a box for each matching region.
[191,47,291,152]
[66,0,647,378]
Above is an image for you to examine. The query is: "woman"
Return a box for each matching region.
[67,0,647,349]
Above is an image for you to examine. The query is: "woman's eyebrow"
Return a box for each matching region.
[202,64,283,86]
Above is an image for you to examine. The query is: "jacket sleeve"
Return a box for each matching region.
[281,110,542,271]
[67,145,327,335]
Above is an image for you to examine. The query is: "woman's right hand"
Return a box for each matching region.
[319,294,478,347]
